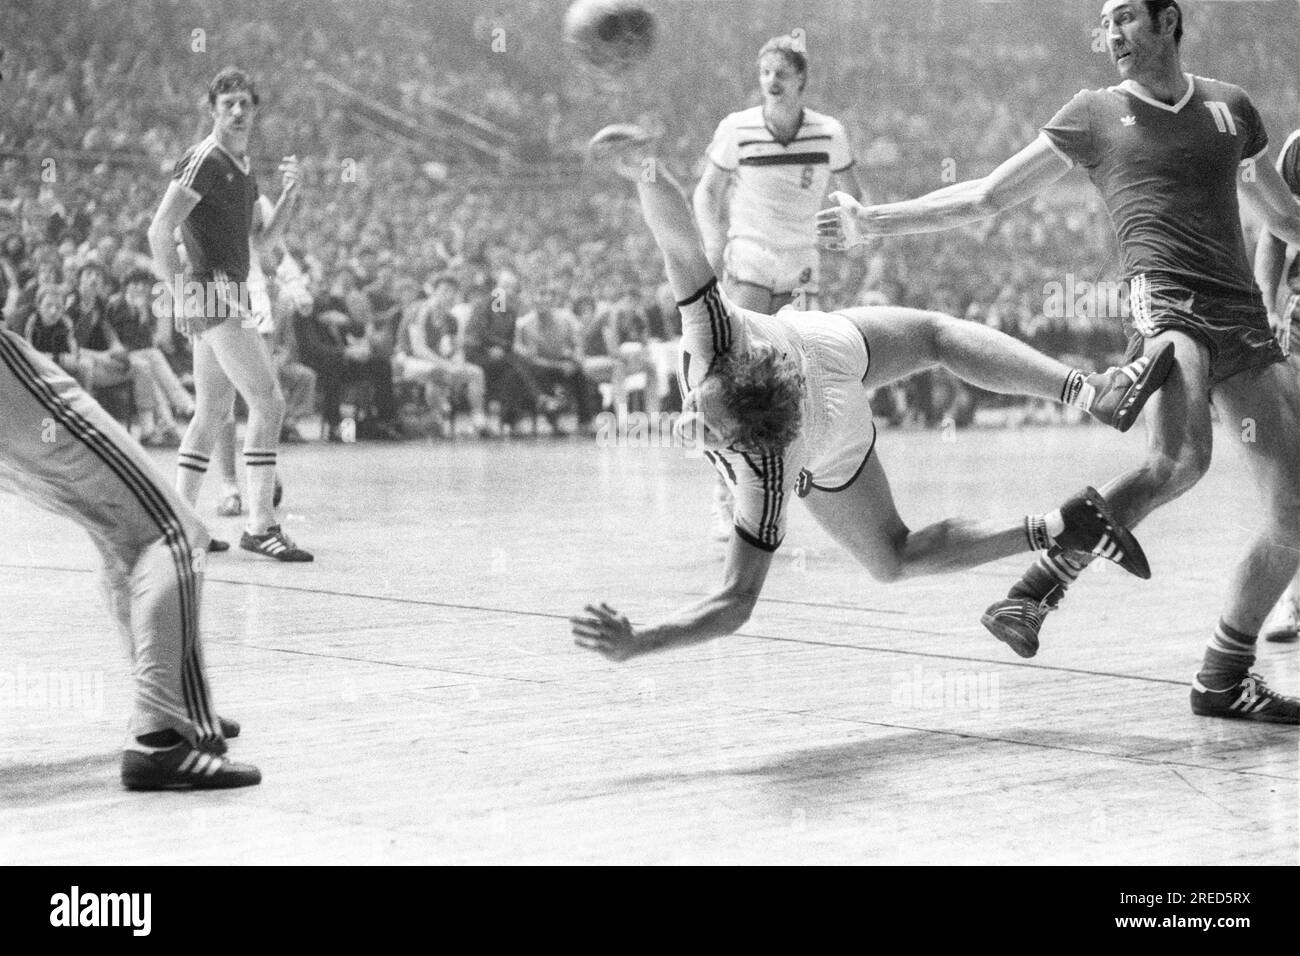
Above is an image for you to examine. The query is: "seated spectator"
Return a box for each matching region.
[515,285,596,435]
[66,263,166,440]
[463,269,539,430]
[577,292,660,415]
[24,286,80,375]
[293,274,401,441]
[395,273,491,436]
[106,268,195,444]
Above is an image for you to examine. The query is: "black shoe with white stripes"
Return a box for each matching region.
[239,524,313,562]
[1085,341,1175,433]
[981,587,1062,659]
[1053,486,1150,579]
[1190,673,1299,724]
[121,741,262,790]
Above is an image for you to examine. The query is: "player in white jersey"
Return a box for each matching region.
[695,35,862,313]
[571,126,1172,660]
[695,35,863,539]
[1255,126,1300,642]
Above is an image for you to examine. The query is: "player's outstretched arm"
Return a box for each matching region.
[589,125,714,301]
[571,534,774,661]
[816,134,1070,246]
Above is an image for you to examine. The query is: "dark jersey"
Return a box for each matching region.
[26,315,75,359]
[172,136,259,283]
[1041,75,1268,298]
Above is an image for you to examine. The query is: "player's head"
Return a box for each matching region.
[208,67,259,144]
[681,342,804,453]
[757,35,808,103]
[1101,0,1182,78]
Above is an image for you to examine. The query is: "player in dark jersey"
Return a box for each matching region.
[1254,127,1300,643]
[147,67,311,562]
[819,0,1300,723]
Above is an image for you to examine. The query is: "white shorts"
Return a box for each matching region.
[796,313,876,495]
[724,237,819,298]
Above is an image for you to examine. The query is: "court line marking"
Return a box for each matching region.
[0,561,1246,689]
[720,704,1298,782]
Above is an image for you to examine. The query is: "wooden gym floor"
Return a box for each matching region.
[1,423,1295,864]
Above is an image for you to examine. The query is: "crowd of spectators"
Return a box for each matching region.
[3,0,1296,436]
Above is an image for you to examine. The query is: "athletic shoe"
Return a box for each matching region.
[1190,673,1299,724]
[217,493,242,517]
[1262,594,1300,643]
[201,716,241,755]
[240,524,313,562]
[207,537,230,553]
[122,740,261,791]
[981,588,1061,658]
[1054,486,1150,579]
[1085,341,1175,433]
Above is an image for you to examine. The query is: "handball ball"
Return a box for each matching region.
[563,0,657,75]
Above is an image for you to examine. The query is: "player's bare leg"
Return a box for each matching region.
[804,450,1146,590]
[1184,361,1300,722]
[841,306,1171,424]
[177,332,237,535]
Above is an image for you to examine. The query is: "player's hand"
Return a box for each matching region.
[571,602,640,661]
[816,191,868,250]
[279,155,301,195]
[587,124,655,182]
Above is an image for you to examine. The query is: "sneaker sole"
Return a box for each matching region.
[980,612,1040,658]
[1083,486,1150,580]
[1190,699,1299,725]
[122,770,262,791]
[1110,341,1175,433]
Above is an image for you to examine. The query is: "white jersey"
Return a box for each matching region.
[705,106,855,252]
[679,279,875,552]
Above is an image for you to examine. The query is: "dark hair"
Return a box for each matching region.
[758,35,809,86]
[712,345,804,452]
[1144,0,1182,44]
[123,268,154,288]
[431,272,459,290]
[208,67,260,107]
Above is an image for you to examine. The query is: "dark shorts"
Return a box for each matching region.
[181,273,252,337]
[1124,274,1285,386]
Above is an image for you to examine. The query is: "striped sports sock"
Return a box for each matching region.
[1060,369,1097,411]
[1197,619,1256,689]
[176,450,209,505]
[1009,546,1092,603]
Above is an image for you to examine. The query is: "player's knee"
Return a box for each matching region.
[1150,445,1211,495]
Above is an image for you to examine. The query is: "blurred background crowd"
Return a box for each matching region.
[3,0,1297,437]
